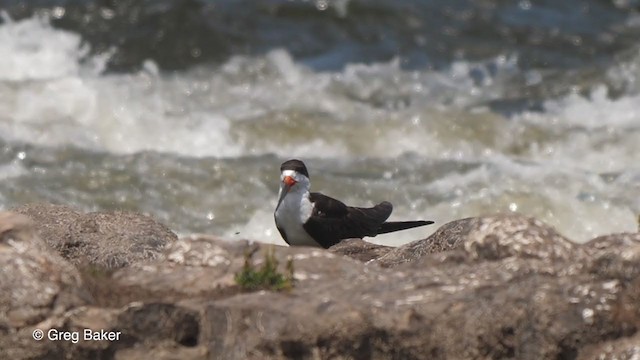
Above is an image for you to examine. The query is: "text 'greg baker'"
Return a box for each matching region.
[44,329,121,343]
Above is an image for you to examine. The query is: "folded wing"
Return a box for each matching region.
[303,192,393,248]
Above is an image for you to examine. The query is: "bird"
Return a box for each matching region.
[274,159,434,248]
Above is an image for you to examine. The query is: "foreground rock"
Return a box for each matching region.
[0,212,87,328]
[2,207,640,359]
[0,212,88,359]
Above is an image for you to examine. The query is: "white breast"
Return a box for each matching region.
[275,190,320,247]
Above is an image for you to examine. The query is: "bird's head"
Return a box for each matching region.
[276,159,310,209]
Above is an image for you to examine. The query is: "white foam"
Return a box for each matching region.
[0,15,520,159]
[527,86,640,129]
[4,13,634,170]
[0,13,86,81]
[515,86,640,173]
[0,161,27,180]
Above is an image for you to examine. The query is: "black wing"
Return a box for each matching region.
[303,192,393,248]
[308,192,349,218]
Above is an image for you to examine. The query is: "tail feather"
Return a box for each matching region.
[377,220,434,235]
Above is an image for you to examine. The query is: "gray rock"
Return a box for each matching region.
[583,232,640,254]
[13,203,177,269]
[67,210,177,268]
[110,235,364,305]
[0,212,88,359]
[13,203,82,251]
[577,331,640,359]
[375,214,577,267]
[0,212,86,329]
[114,340,208,360]
[105,235,251,306]
[328,238,393,262]
[3,208,640,360]
[576,233,640,285]
[199,233,638,360]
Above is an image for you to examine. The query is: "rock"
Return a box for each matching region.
[114,340,208,360]
[578,233,640,284]
[0,212,86,329]
[3,208,640,359]
[98,235,251,307]
[13,203,82,251]
[109,235,366,307]
[8,235,370,358]
[198,232,638,359]
[328,238,393,262]
[577,331,640,359]
[0,211,88,359]
[583,232,640,255]
[66,210,177,268]
[13,203,178,269]
[114,303,201,349]
[375,214,577,267]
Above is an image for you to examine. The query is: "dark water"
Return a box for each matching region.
[2,0,638,72]
[0,0,638,244]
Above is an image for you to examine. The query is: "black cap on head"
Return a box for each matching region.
[280,159,309,178]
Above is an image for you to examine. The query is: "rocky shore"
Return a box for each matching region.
[1,203,639,359]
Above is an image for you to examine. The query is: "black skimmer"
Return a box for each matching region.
[274,159,434,248]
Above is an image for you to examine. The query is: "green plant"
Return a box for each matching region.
[235,246,294,291]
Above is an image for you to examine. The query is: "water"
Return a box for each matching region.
[0,1,638,246]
